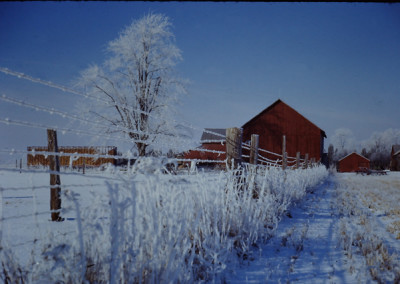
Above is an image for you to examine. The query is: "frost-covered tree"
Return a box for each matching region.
[331,128,356,160]
[77,13,186,156]
[362,128,400,169]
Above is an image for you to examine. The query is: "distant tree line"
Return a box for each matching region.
[326,128,400,170]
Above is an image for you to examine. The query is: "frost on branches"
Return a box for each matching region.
[76,13,187,156]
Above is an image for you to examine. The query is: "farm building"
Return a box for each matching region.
[27,146,117,168]
[390,145,400,171]
[183,99,326,166]
[337,152,370,173]
[241,99,326,163]
[183,129,226,166]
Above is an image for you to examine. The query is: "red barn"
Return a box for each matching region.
[242,99,326,163]
[183,99,326,166]
[183,128,226,166]
[338,152,370,173]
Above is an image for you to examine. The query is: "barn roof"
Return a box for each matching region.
[338,152,370,162]
[242,99,327,138]
[201,128,226,143]
[392,145,400,156]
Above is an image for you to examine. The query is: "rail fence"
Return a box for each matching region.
[177,127,316,171]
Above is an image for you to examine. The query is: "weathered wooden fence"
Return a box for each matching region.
[226,127,313,170]
[183,127,316,170]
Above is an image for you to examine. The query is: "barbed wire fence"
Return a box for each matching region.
[0,67,319,258]
[0,67,316,169]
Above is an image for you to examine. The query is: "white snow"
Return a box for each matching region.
[224,172,400,283]
[225,177,358,283]
[1,166,399,282]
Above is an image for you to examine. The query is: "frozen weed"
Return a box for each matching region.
[0,247,28,284]
[0,163,328,282]
[281,227,294,247]
[336,176,400,283]
[281,223,309,252]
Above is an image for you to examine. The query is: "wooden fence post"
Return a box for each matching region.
[282,135,287,170]
[47,129,63,222]
[311,157,316,167]
[296,152,300,169]
[249,134,259,165]
[19,158,22,173]
[304,153,309,169]
[226,127,242,170]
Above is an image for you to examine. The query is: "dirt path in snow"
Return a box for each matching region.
[225,177,359,283]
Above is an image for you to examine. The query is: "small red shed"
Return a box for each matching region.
[338,152,370,173]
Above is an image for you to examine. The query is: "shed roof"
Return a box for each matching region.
[201,128,226,143]
[338,152,370,162]
[242,99,327,138]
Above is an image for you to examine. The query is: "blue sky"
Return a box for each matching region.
[0,2,399,158]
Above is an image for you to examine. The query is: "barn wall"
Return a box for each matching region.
[390,154,400,171]
[242,101,323,161]
[183,143,226,162]
[338,153,370,173]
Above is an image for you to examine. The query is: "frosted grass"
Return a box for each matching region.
[1,164,328,283]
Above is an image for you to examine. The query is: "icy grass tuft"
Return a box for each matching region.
[1,164,328,283]
[335,175,400,283]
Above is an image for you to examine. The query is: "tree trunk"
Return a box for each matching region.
[137,142,147,157]
[129,131,147,157]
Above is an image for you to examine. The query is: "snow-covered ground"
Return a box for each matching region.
[1,165,399,283]
[225,177,354,283]
[335,172,400,283]
[225,172,400,283]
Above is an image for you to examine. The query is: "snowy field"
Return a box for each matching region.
[335,172,400,283]
[1,165,399,283]
[226,171,400,283]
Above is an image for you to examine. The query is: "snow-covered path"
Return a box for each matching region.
[225,177,358,283]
